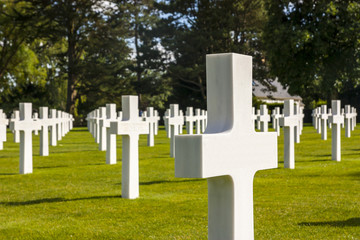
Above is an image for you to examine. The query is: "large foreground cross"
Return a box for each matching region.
[175,53,277,240]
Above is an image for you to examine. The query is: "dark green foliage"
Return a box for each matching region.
[263,0,360,106]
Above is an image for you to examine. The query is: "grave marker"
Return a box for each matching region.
[103,103,117,165]
[13,103,42,174]
[110,96,149,199]
[344,105,352,138]
[10,110,20,143]
[279,100,298,169]
[145,107,157,147]
[0,110,8,149]
[258,105,270,132]
[175,53,277,240]
[328,100,344,161]
[169,104,184,157]
[39,107,53,156]
[320,105,329,140]
[185,107,196,135]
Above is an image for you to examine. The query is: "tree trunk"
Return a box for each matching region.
[66,19,77,115]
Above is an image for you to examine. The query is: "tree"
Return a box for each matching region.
[263,0,360,106]
[157,0,269,108]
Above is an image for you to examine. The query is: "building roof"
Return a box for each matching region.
[252,79,302,101]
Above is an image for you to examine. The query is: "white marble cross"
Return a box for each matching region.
[280,100,298,169]
[194,108,202,134]
[98,107,107,151]
[341,108,345,128]
[10,110,20,143]
[145,107,157,147]
[256,109,261,130]
[328,108,332,129]
[56,110,63,141]
[103,103,117,165]
[12,103,42,174]
[272,107,281,136]
[258,104,270,132]
[33,112,39,135]
[320,105,329,140]
[201,109,207,132]
[163,109,171,138]
[175,53,277,240]
[39,107,52,156]
[0,110,8,150]
[344,105,352,138]
[110,95,149,199]
[252,107,257,129]
[185,107,196,135]
[154,110,160,135]
[352,107,357,131]
[328,100,344,162]
[316,107,322,134]
[294,102,301,143]
[311,109,316,128]
[49,109,59,146]
[169,104,184,158]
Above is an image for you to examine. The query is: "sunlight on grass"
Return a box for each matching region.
[0,125,359,239]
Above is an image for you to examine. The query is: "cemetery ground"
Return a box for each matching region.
[0,125,359,240]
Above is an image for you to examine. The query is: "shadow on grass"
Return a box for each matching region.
[139,179,205,186]
[68,129,88,132]
[299,218,360,227]
[0,173,17,175]
[34,165,68,169]
[0,195,121,206]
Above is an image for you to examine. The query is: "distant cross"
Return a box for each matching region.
[320,105,329,140]
[39,107,53,156]
[33,112,39,135]
[300,106,305,134]
[56,110,63,141]
[328,108,332,129]
[154,110,160,135]
[201,109,207,132]
[294,102,301,143]
[110,95,149,199]
[328,100,344,162]
[10,110,20,143]
[0,110,8,149]
[163,109,171,138]
[252,107,257,129]
[118,111,122,120]
[185,107,196,135]
[194,108,202,134]
[352,107,357,131]
[168,104,184,158]
[49,109,59,146]
[272,107,281,136]
[311,109,316,128]
[175,53,277,240]
[12,103,42,174]
[98,107,107,151]
[102,103,117,165]
[257,104,270,132]
[256,109,261,130]
[316,107,322,134]
[344,105,352,138]
[145,107,157,147]
[280,100,298,169]
[341,108,345,128]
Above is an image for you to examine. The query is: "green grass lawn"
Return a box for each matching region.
[0,124,359,239]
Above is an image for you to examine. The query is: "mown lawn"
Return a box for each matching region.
[0,124,359,239]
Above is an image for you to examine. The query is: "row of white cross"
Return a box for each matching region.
[85,101,208,199]
[253,103,304,139]
[0,103,74,174]
[312,105,357,139]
